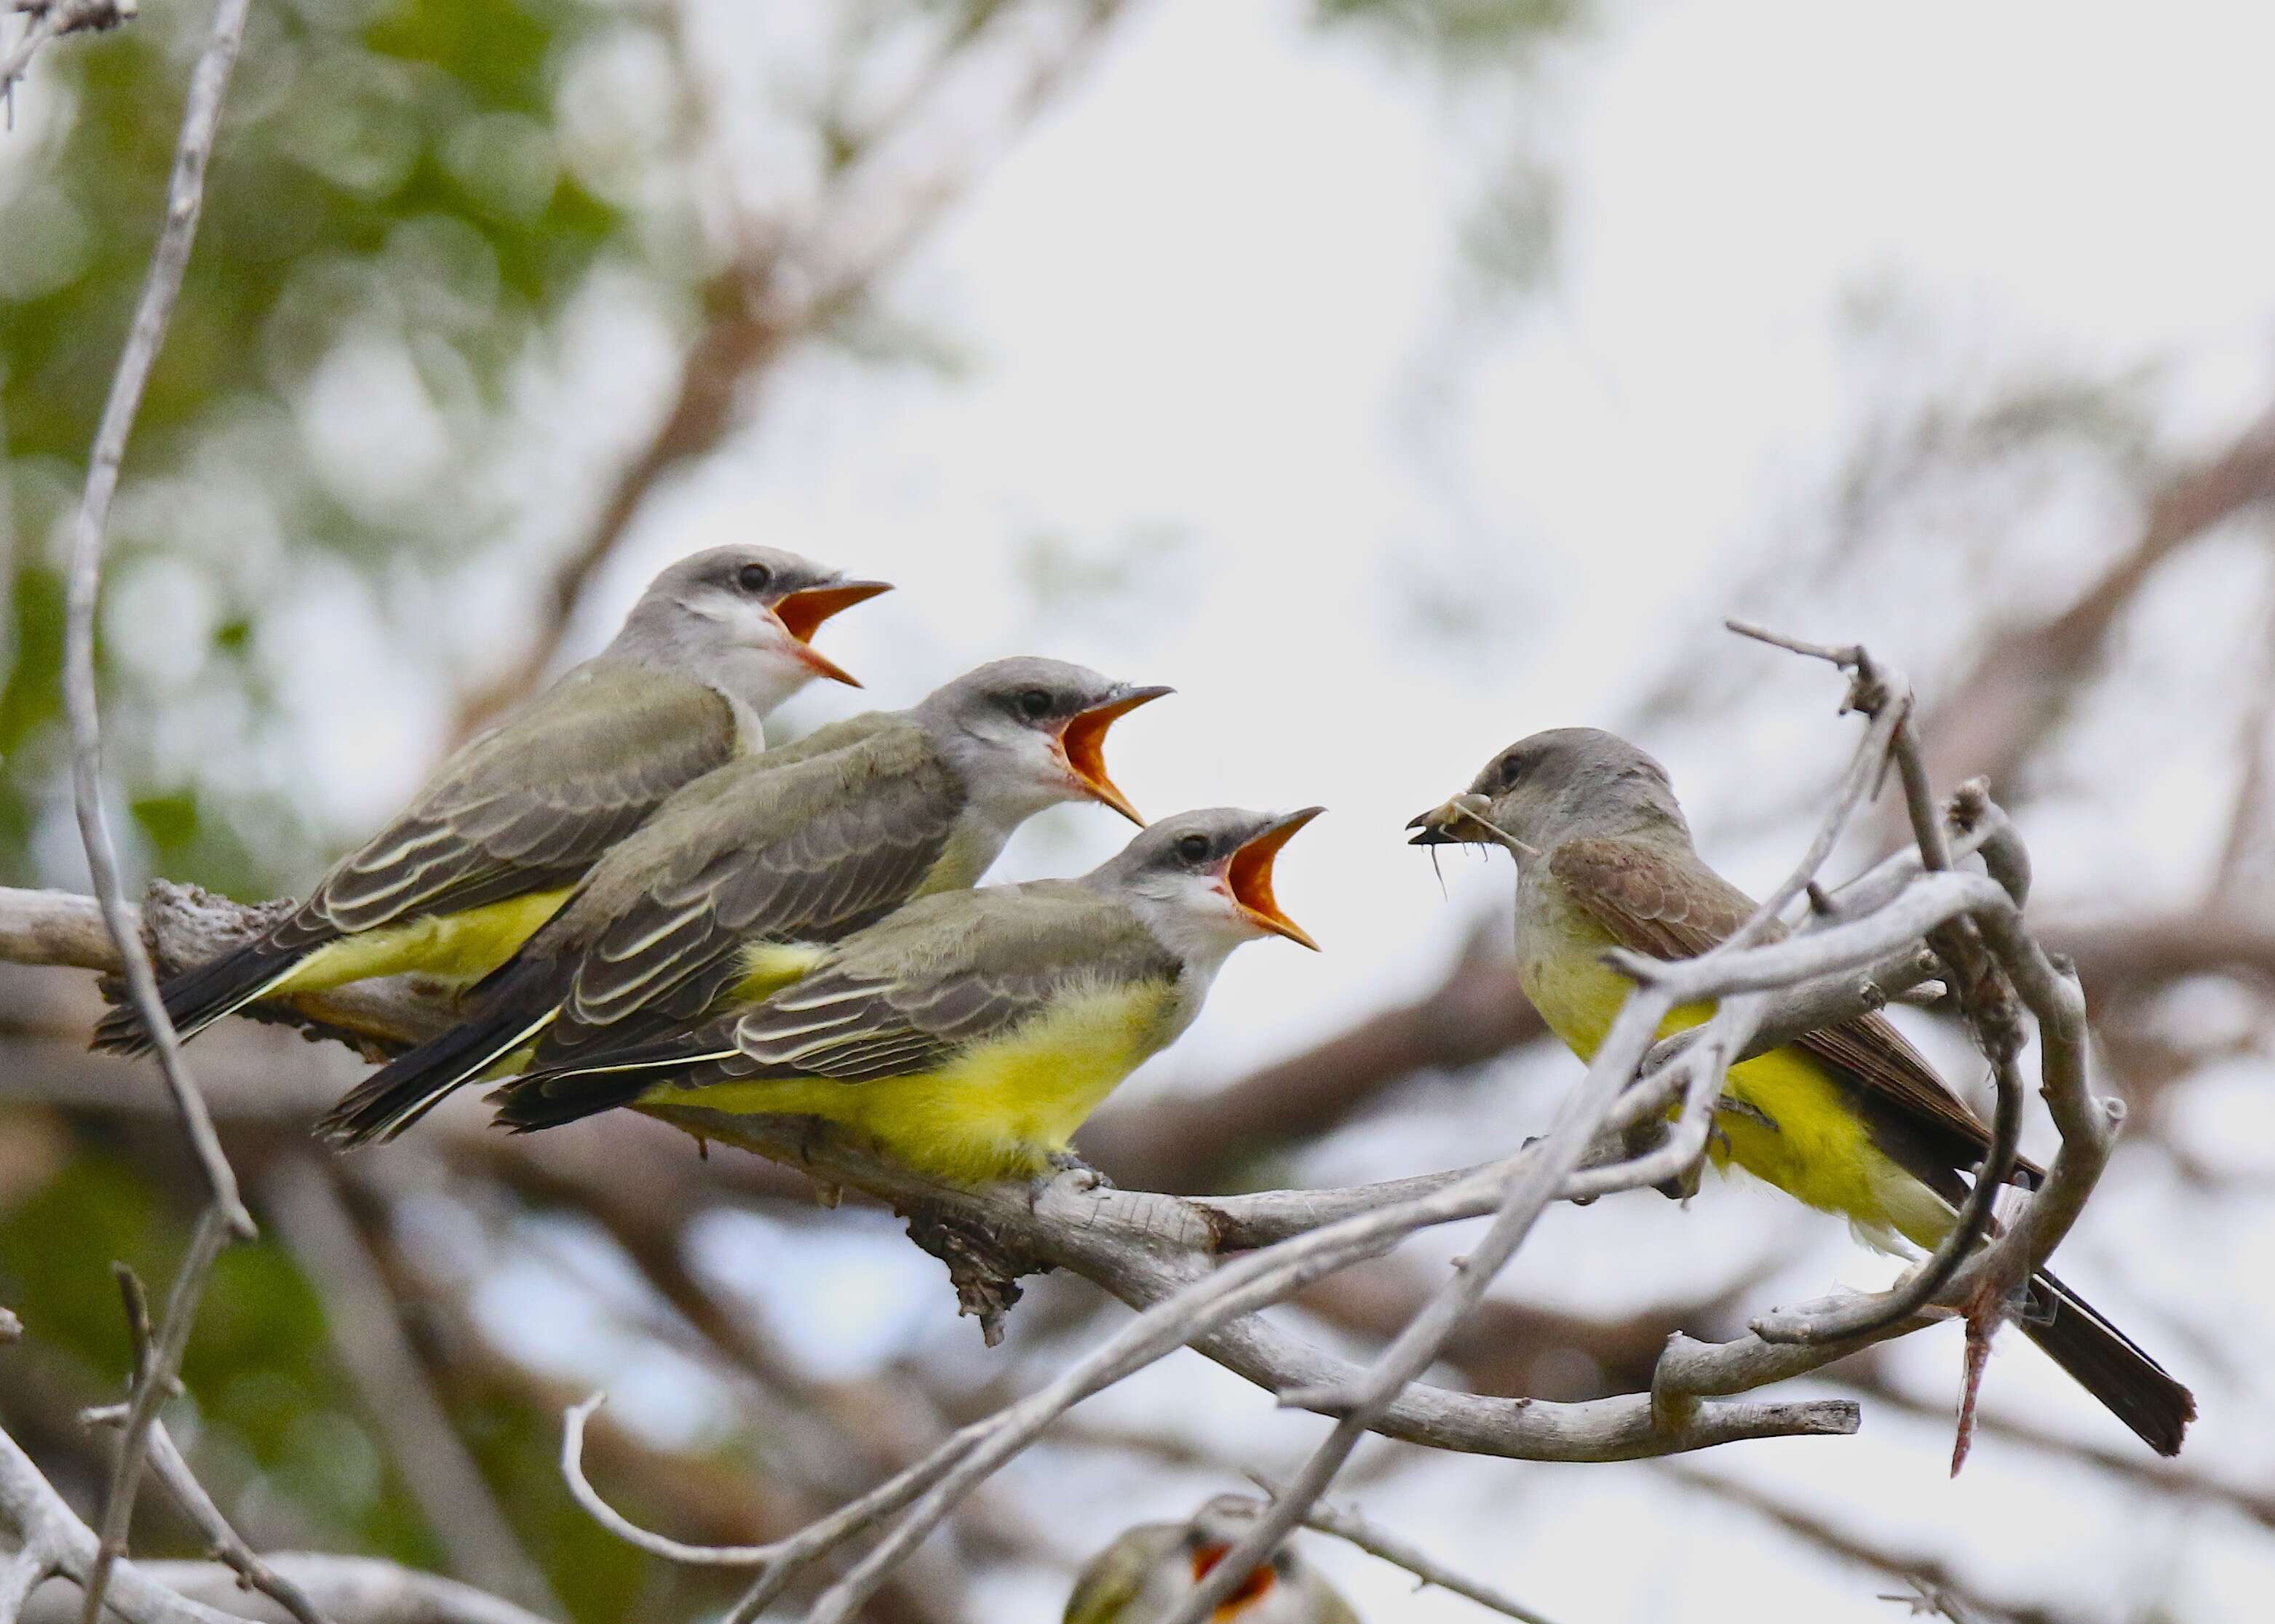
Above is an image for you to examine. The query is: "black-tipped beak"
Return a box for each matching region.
[1407,808,1456,845]
[1408,800,1467,845]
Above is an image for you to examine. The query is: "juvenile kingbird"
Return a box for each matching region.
[1409,727,2193,1457]
[319,658,1172,1144]
[488,806,1324,1186]
[95,546,889,1054]
[1065,1495,1360,1624]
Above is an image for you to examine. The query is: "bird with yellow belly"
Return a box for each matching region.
[1410,725,2193,1457]
[94,546,889,1054]
[317,657,1172,1145]
[489,806,1323,1188]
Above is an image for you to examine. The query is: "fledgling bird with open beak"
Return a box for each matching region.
[1408,726,2194,1457]
[488,805,1324,1186]
[319,658,1173,1144]
[1064,1495,1360,1624]
[93,546,889,1056]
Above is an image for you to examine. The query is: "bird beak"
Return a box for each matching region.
[1057,684,1173,826]
[772,579,893,688]
[1407,792,1485,846]
[1225,807,1324,950]
[1191,1545,1278,1618]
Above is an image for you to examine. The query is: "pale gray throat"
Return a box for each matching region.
[606,602,806,733]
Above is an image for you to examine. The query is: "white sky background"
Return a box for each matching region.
[202,0,2275,1617]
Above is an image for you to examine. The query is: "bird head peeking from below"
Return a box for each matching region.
[916,656,1173,827]
[1065,1494,1355,1624]
[1094,805,1323,960]
[1406,725,1690,858]
[610,544,892,717]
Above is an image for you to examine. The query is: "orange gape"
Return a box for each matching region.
[1192,1545,1277,1620]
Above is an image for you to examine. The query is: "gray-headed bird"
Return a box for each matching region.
[95,546,888,1056]
[1065,1495,1359,1624]
[1409,726,2193,1456]
[318,658,1171,1144]
[488,806,1322,1187]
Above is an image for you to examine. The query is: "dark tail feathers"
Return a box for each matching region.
[90,936,307,1056]
[2022,1265,2193,1457]
[318,967,555,1147]
[488,1034,731,1134]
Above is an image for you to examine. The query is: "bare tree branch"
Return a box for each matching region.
[13,1548,557,1624]
[1247,1478,1564,1624]
[0,0,132,114]
[80,1268,333,1624]
[1,1412,263,1624]
[52,2,255,1613]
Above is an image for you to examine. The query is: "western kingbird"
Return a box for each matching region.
[94,546,889,1055]
[317,658,1172,1144]
[1408,727,2193,1455]
[1065,1494,1360,1624]
[488,806,1323,1186]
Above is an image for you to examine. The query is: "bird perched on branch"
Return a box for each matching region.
[317,658,1172,1145]
[1065,1495,1359,1624]
[95,546,889,1056]
[489,805,1322,1186]
[1408,727,2193,1456]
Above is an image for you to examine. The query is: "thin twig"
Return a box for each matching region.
[82,1270,334,1624]
[560,1394,771,1565]
[1247,1478,1565,1624]
[63,6,255,1615]
[0,0,132,116]
[79,1207,232,1624]
[1726,637,2023,1353]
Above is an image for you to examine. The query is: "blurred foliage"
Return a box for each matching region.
[0,0,646,899]
[0,4,721,1614]
[0,1122,440,1568]
[1315,0,1588,66]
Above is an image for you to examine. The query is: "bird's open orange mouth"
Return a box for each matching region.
[1193,1543,1278,1617]
[774,580,892,686]
[1058,685,1173,825]
[1226,807,1323,949]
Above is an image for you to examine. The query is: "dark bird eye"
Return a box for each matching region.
[737,562,772,594]
[1175,833,1211,864]
[1498,754,1524,788]
[1017,688,1053,720]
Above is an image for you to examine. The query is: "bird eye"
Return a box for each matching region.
[1175,833,1211,864]
[1017,688,1053,720]
[1498,753,1524,788]
[737,562,772,594]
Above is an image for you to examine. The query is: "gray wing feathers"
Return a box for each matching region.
[539,726,962,1048]
[693,884,1180,1088]
[297,663,734,938]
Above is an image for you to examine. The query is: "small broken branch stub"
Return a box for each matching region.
[900,1206,1052,1348]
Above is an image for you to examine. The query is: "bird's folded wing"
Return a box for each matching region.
[294,664,737,942]
[541,732,963,1052]
[1549,836,2025,1179]
[707,886,1179,1087]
